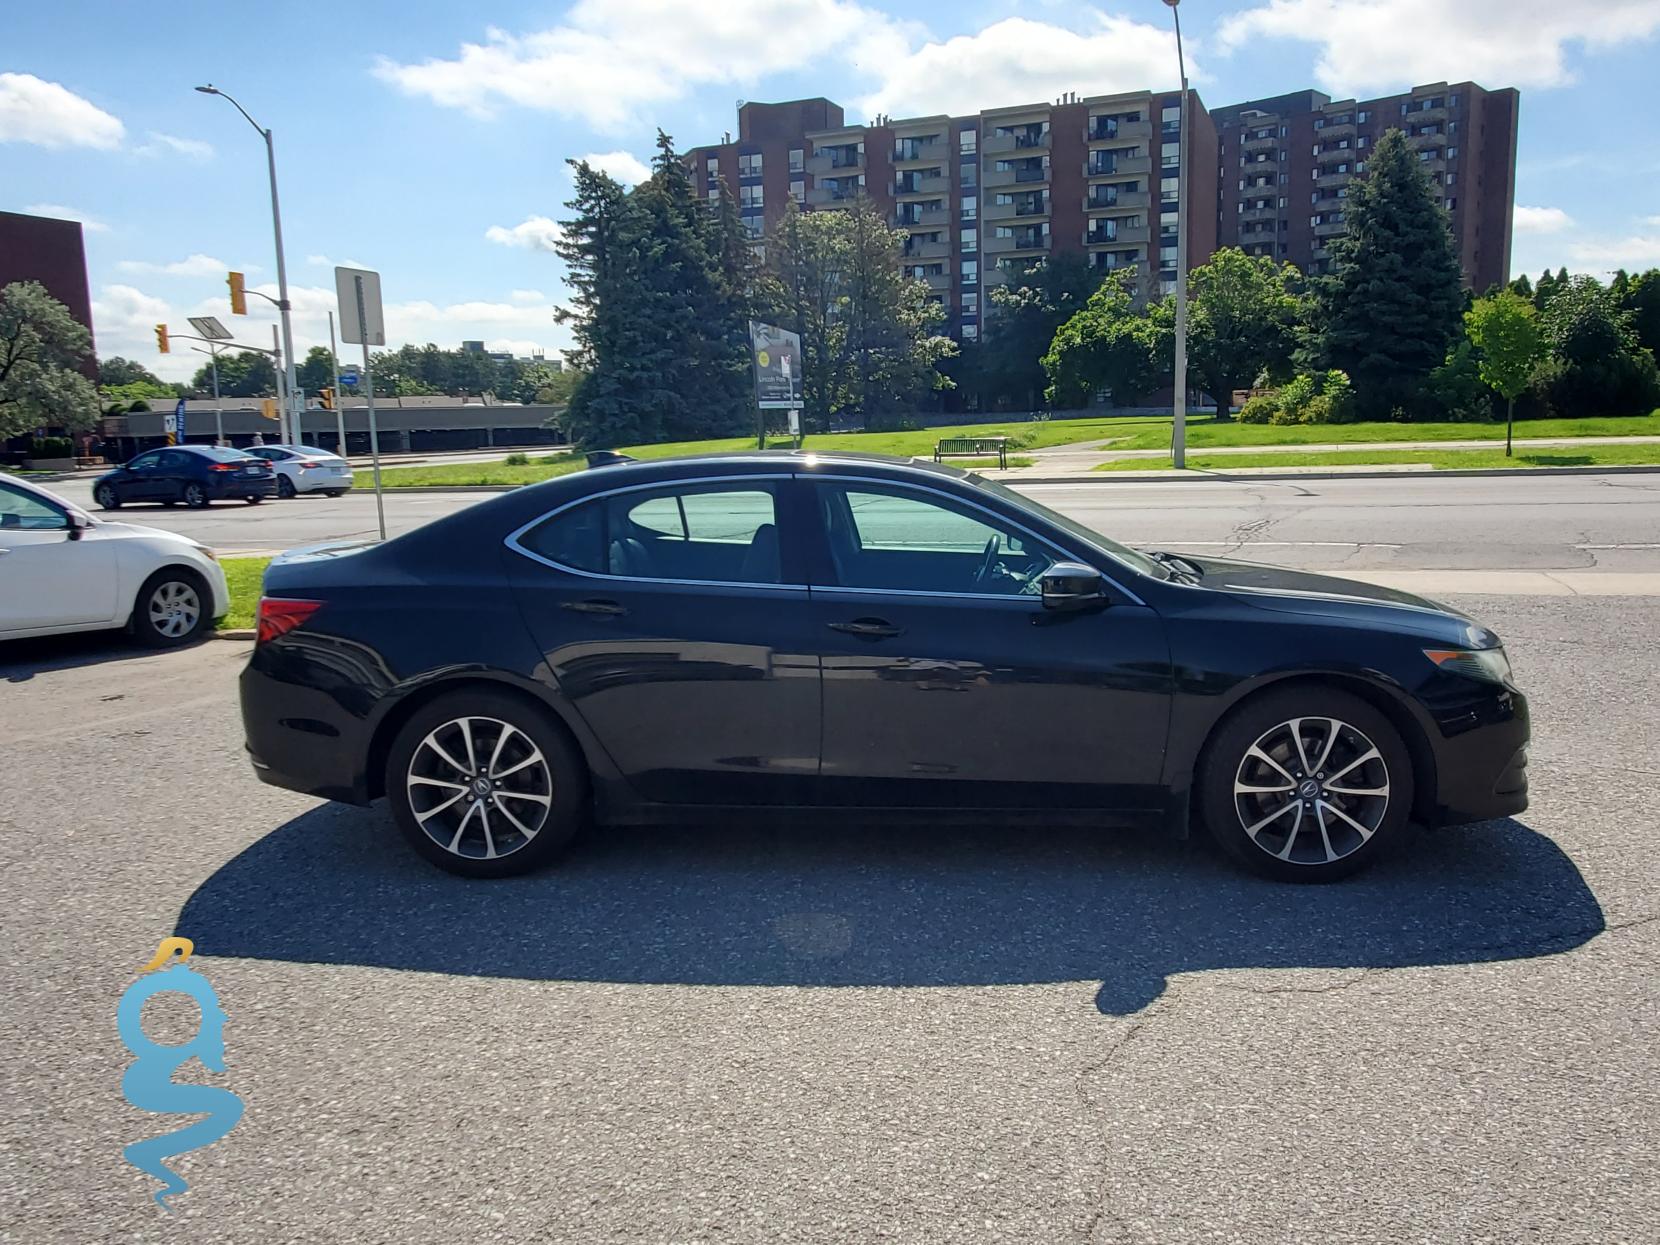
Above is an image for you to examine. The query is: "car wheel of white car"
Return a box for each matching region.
[95,483,121,510]
[131,568,211,648]
[277,476,296,499]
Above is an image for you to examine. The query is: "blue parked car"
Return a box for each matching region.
[93,445,276,510]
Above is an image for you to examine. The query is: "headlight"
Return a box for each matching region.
[1424,647,1512,684]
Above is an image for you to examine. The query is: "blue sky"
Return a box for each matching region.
[5,0,1659,382]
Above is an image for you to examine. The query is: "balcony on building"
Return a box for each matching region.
[806,176,864,206]
[901,233,950,260]
[1087,114,1153,145]
[1090,249,1141,273]
[894,169,950,197]
[1315,166,1355,188]
[985,225,1050,255]
[1241,128,1279,154]
[1407,126,1447,149]
[1312,214,1347,238]
[1239,202,1279,225]
[905,265,953,292]
[983,122,1050,156]
[1314,112,1356,139]
[891,133,947,167]
[1406,97,1449,124]
[806,142,863,176]
[983,190,1049,221]
[895,202,950,229]
[984,156,1049,188]
[1087,149,1150,179]
[1313,142,1354,165]
[1084,216,1147,246]
[1085,185,1150,213]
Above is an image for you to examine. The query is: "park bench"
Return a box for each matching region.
[933,435,1009,469]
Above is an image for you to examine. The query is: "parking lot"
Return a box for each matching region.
[4,473,1659,1241]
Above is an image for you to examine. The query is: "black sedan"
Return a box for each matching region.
[94,445,275,509]
[240,452,1529,883]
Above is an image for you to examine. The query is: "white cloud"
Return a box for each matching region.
[373,0,911,130]
[1643,215,1660,228]
[485,215,563,252]
[22,203,109,232]
[1513,206,1573,235]
[305,253,368,270]
[857,14,1188,119]
[117,253,241,278]
[579,150,651,186]
[1216,0,1660,94]
[1567,234,1660,267]
[0,72,124,149]
[509,289,546,303]
[91,283,197,381]
[134,130,214,161]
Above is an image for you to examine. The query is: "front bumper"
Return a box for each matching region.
[1428,684,1530,825]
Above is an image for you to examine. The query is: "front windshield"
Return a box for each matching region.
[966,473,1170,580]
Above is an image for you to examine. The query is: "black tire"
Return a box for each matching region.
[384,690,587,879]
[162,500,178,508]
[130,567,212,648]
[276,476,296,499]
[324,490,344,498]
[245,495,264,505]
[1197,686,1414,883]
[182,482,209,509]
[94,483,121,510]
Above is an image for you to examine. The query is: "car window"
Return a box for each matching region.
[159,450,191,469]
[0,480,69,531]
[246,448,280,460]
[129,452,162,471]
[518,484,782,585]
[819,484,1059,596]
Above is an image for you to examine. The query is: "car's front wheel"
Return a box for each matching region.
[130,567,211,648]
[276,476,296,499]
[1197,687,1413,883]
[182,482,209,508]
[385,690,587,878]
[94,483,121,510]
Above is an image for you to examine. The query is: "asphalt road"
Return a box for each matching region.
[39,469,1660,572]
[2,592,1655,1243]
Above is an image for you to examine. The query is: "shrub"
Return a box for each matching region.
[27,436,75,459]
[1413,341,1493,422]
[504,451,530,466]
[1238,394,1277,424]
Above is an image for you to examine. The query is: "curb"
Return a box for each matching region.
[215,628,256,641]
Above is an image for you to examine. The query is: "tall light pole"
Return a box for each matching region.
[196,84,300,446]
[1163,0,1189,468]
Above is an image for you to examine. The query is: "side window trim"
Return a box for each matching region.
[504,472,807,590]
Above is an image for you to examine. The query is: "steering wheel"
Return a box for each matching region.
[972,535,1001,587]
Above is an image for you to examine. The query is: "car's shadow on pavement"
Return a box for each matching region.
[0,630,195,681]
[177,809,1605,1015]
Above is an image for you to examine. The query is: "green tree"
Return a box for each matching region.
[98,356,170,389]
[1312,128,1465,419]
[1506,273,1533,301]
[296,346,336,396]
[1186,247,1303,420]
[767,200,853,430]
[1618,268,1660,359]
[981,253,1101,409]
[190,349,276,398]
[1464,290,1545,455]
[0,280,100,437]
[1537,274,1660,416]
[1042,270,1170,407]
[513,361,581,406]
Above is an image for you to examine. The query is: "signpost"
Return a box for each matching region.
[335,266,387,540]
[749,321,804,449]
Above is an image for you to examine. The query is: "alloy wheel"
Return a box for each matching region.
[405,716,554,860]
[1232,716,1390,866]
[148,580,201,639]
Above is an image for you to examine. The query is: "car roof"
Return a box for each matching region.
[580,449,974,483]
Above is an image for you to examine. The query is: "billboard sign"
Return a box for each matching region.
[749,321,803,410]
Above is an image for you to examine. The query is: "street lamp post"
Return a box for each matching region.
[1163,0,1189,469]
[189,345,226,445]
[195,84,300,447]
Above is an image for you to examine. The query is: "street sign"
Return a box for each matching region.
[187,316,232,341]
[334,267,385,346]
[749,321,804,410]
[340,367,360,386]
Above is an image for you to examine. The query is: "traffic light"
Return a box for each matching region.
[228,271,247,315]
[319,388,335,410]
[155,324,170,354]
[261,398,277,421]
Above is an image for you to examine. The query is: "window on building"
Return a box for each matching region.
[1357,109,1370,123]
[960,227,977,253]
[789,148,804,173]
[961,323,978,340]
[738,152,763,177]
[959,160,978,189]
[707,188,720,202]
[740,183,763,207]
[1447,171,1457,186]
[1161,141,1181,169]
[961,291,978,314]
[1446,197,1457,210]
[959,129,977,154]
[1161,176,1179,203]
[1357,135,1368,148]
[790,179,805,203]
[960,195,977,220]
[706,156,719,176]
[1447,146,1459,159]
[961,260,978,285]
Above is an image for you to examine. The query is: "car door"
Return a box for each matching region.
[154,449,196,500]
[505,474,822,806]
[0,480,118,632]
[119,451,165,503]
[803,475,1172,811]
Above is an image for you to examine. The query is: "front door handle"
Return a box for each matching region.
[561,598,627,617]
[827,617,903,639]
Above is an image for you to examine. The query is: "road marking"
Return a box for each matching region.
[1574,543,1660,549]
[1347,571,1660,597]
[1150,540,1405,549]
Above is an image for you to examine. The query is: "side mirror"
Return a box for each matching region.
[67,512,93,541]
[1040,561,1106,611]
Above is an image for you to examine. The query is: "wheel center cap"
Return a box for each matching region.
[473,778,491,796]
[1298,779,1321,800]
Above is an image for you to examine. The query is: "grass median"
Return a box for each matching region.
[1093,442,1660,473]
[1101,410,1660,453]
[217,556,272,631]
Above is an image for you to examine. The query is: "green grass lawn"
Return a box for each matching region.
[217,556,272,630]
[1102,411,1660,452]
[374,415,1162,488]
[1094,442,1660,473]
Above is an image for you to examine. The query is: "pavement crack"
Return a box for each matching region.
[1210,968,1375,997]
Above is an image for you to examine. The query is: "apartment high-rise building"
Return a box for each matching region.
[1210,81,1519,290]
[686,79,1514,344]
[689,90,1218,342]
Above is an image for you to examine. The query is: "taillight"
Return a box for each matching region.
[255,597,322,644]
[210,463,238,472]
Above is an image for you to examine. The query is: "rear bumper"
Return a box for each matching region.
[294,472,354,493]
[210,476,276,499]
[240,659,372,804]
[1428,686,1530,826]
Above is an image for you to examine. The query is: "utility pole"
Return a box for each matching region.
[328,311,347,457]
[1164,0,1189,469]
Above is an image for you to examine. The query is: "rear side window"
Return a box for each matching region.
[517,484,782,584]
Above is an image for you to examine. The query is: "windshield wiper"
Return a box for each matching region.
[1145,550,1204,583]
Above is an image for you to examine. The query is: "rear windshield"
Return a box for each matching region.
[191,446,255,462]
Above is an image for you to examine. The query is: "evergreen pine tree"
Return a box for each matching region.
[1313,128,1464,418]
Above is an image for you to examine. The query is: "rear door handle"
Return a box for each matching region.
[561,599,627,617]
[827,617,903,639]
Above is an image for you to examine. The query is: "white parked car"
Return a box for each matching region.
[245,444,354,498]
[0,473,229,647]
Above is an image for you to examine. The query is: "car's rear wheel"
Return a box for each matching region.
[324,489,345,498]
[245,495,264,504]
[385,691,586,878]
[94,483,121,510]
[276,476,296,499]
[183,482,208,508]
[1198,687,1413,883]
[130,567,211,648]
